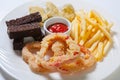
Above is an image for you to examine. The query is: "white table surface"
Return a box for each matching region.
[0,0,120,80]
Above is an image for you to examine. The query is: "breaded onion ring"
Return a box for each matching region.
[22,33,96,73]
[22,42,49,73]
[36,33,96,73]
[36,33,80,72]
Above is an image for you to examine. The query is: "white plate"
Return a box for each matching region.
[0,0,120,80]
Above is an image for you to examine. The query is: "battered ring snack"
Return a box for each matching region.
[22,33,96,73]
[37,33,81,72]
[22,42,49,73]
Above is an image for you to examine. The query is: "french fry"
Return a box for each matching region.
[78,10,87,38]
[70,10,113,62]
[80,19,86,37]
[97,24,112,42]
[86,16,112,42]
[90,28,98,38]
[79,25,93,45]
[91,18,97,23]
[88,11,92,18]
[85,16,97,26]
[74,22,79,43]
[103,39,107,45]
[77,22,81,42]
[89,41,99,52]
[95,42,104,61]
[91,10,106,26]
[107,22,113,32]
[103,41,112,56]
[85,30,101,47]
[71,19,76,39]
[91,10,113,33]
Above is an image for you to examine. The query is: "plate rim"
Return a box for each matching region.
[0,0,120,80]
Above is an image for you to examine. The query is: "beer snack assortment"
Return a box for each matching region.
[5,2,113,74]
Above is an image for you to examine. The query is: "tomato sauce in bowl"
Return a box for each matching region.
[44,17,71,35]
[47,23,68,33]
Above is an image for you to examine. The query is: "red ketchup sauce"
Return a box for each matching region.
[47,23,68,33]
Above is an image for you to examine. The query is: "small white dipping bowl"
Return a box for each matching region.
[44,17,71,35]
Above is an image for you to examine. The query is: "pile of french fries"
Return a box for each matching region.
[70,10,113,61]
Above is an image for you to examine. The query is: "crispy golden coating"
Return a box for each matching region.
[22,33,96,73]
[46,2,59,18]
[60,4,75,22]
